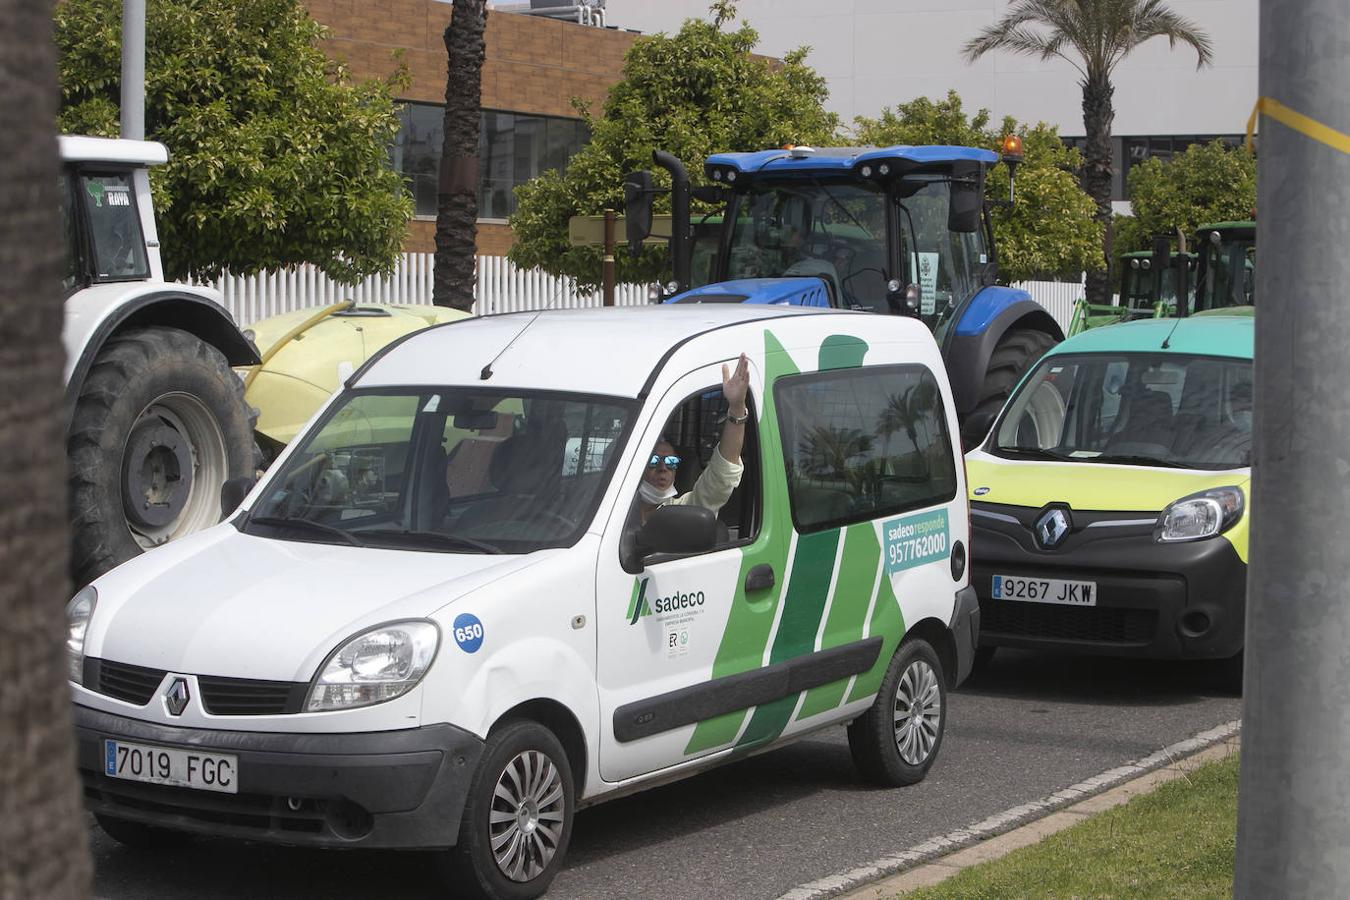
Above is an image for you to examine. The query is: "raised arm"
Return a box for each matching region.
[718,353,750,464]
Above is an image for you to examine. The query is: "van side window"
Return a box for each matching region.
[775,365,957,532]
[646,385,761,548]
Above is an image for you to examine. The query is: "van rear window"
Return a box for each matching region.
[775,364,957,532]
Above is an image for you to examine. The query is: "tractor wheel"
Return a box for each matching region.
[961,329,1059,448]
[68,327,255,587]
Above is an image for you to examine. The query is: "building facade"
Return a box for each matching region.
[305,0,638,254]
[610,0,1259,209]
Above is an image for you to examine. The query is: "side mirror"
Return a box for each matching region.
[636,505,719,556]
[947,160,986,233]
[220,475,256,520]
[623,170,655,259]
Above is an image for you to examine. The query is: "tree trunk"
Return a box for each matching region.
[0,0,92,896]
[1080,73,1115,306]
[433,0,487,311]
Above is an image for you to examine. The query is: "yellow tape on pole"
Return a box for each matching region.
[1246,97,1350,156]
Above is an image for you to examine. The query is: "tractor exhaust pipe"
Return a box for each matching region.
[652,150,691,296]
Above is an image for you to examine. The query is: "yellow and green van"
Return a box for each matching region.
[964,316,1251,683]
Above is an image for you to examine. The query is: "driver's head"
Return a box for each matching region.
[642,439,680,493]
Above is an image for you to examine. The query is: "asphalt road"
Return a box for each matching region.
[90,649,1241,900]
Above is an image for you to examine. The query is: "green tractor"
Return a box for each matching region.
[1068,220,1255,335]
[1193,220,1255,315]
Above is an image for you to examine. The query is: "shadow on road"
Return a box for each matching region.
[957,647,1240,706]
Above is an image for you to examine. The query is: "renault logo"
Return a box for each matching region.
[164,677,190,717]
[1035,508,1071,549]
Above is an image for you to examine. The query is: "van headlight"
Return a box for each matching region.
[306,621,439,711]
[66,585,98,685]
[1154,486,1245,543]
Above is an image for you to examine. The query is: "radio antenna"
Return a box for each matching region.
[480,310,543,380]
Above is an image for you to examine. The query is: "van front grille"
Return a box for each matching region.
[86,659,304,715]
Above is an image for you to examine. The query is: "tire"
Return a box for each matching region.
[68,327,255,587]
[95,814,191,849]
[848,638,947,787]
[960,328,1059,448]
[441,720,575,900]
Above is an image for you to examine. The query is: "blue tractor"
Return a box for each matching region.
[623,143,1062,445]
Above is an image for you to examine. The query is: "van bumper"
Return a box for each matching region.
[971,508,1246,660]
[74,705,483,850]
[951,585,980,687]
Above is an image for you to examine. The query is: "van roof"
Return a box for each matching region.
[59,135,169,167]
[355,305,924,397]
[1049,315,1253,360]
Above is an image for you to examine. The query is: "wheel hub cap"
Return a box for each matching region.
[893,659,942,766]
[490,749,565,883]
[123,419,193,528]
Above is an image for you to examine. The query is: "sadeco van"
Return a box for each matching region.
[68,306,977,899]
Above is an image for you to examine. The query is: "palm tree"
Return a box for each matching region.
[964,1,1212,305]
[433,0,488,310]
[0,0,93,893]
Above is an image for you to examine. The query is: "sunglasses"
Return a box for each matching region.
[647,454,682,469]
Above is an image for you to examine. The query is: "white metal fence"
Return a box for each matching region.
[211,252,1083,333]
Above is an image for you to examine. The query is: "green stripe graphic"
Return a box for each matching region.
[795,523,882,721]
[736,528,841,748]
[847,563,905,704]
[684,330,799,754]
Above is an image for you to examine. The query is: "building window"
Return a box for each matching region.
[1063,134,1246,202]
[392,102,590,220]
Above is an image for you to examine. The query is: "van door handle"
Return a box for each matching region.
[745,564,775,593]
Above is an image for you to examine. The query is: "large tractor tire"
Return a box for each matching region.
[960,328,1059,448]
[68,327,255,587]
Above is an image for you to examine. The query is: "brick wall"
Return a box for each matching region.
[304,2,636,254]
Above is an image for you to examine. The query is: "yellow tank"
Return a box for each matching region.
[238,302,470,455]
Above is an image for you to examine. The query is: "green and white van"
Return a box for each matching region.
[70,306,977,899]
[965,316,1251,683]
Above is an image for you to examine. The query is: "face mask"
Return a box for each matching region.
[639,480,677,506]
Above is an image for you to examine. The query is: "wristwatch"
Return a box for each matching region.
[722,409,750,426]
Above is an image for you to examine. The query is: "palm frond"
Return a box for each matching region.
[1124,1,1215,70]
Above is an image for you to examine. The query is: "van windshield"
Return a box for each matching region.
[992,353,1252,470]
[244,389,635,553]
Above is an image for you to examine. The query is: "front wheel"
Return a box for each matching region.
[848,638,947,786]
[960,328,1059,447]
[442,720,575,900]
[68,327,255,586]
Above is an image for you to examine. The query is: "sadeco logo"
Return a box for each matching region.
[625,577,706,625]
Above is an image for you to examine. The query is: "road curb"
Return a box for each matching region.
[778,719,1242,900]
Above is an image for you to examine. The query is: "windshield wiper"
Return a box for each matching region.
[365,529,504,554]
[996,446,1074,462]
[810,178,877,241]
[249,515,367,547]
[1090,453,1187,469]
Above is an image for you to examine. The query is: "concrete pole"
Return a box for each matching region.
[120,0,145,140]
[1235,1,1350,896]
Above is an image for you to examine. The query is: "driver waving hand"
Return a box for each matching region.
[637,354,750,525]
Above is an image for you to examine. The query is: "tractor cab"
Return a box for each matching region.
[679,146,997,345]
[624,143,1063,444]
[1194,221,1255,313]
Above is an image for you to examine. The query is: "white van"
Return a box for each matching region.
[69,306,977,899]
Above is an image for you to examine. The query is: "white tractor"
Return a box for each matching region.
[60,135,259,586]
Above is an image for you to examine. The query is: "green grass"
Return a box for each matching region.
[904,754,1239,899]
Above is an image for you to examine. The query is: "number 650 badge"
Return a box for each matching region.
[453,613,485,653]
